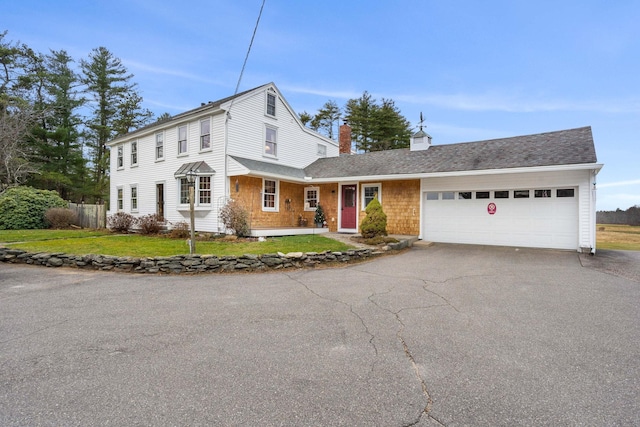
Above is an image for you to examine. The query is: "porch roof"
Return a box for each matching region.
[304,126,598,179]
[174,161,215,177]
[229,156,308,180]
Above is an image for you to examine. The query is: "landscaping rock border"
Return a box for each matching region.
[0,247,386,274]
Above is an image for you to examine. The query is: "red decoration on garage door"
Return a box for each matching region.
[487,202,497,215]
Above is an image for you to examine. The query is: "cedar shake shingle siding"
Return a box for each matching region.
[304,127,596,178]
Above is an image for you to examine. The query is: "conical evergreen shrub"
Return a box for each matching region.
[359,196,387,238]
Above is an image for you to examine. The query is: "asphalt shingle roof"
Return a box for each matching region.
[230,156,308,180]
[304,126,597,178]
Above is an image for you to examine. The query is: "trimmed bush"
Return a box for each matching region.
[0,186,67,230]
[107,212,137,233]
[137,214,164,235]
[359,197,387,239]
[45,207,78,229]
[219,199,249,237]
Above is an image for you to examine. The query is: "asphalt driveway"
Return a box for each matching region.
[1,244,638,426]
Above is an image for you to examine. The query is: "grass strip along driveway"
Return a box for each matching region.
[0,230,352,258]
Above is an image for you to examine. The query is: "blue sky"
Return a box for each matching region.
[4,0,639,210]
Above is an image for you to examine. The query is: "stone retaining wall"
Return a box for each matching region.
[0,247,385,274]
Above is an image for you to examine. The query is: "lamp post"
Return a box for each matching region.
[186,170,197,254]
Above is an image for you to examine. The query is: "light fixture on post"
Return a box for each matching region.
[186,169,197,255]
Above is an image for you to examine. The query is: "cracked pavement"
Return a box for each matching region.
[1,244,639,426]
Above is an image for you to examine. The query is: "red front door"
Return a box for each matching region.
[341,185,357,229]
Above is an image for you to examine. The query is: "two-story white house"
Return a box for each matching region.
[107,83,338,233]
[108,82,603,253]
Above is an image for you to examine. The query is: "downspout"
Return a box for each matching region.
[590,169,598,254]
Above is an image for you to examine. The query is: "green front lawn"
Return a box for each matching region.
[0,230,353,257]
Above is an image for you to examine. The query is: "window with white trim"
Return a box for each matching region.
[317,144,326,157]
[130,141,138,166]
[304,187,319,211]
[178,178,189,204]
[200,119,210,150]
[264,126,277,157]
[266,91,276,116]
[117,145,124,169]
[262,179,278,211]
[178,125,188,155]
[178,176,214,206]
[199,176,211,204]
[362,183,381,210]
[130,185,138,211]
[117,187,124,211]
[155,132,164,160]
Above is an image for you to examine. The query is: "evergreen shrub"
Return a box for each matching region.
[359,197,387,238]
[0,186,67,229]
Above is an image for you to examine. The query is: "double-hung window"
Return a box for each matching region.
[179,178,189,204]
[178,176,213,206]
[262,179,278,211]
[200,119,210,150]
[130,141,138,166]
[304,187,319,211]
[117,145,124,169]
[362,183,381,210]
[264,126,277,157]
[117,187,124,211]
[178,125,188,155]
[130,185,138,211]
[266,92,276,116]
[198,176,211,204]
[155,132,164,160]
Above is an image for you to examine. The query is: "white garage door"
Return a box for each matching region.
[423,188,578,250]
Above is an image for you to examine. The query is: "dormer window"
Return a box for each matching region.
[266,91,276,117]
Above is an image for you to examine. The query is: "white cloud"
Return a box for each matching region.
[123,60,225,86]
[598,179,640,188]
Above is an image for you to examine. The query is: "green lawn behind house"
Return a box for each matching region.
[596,224,640,251]
[0,230,353,257]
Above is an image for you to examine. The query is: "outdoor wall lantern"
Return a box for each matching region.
[186,170,197,254]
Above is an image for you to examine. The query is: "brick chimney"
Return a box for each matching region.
[339,122,352,154]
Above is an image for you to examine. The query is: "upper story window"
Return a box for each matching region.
[266,91,276,117]
[362,183,381,210]
[117,145,124,169]
[304,187,319,211]
[317,144,327,157]
[155,132,164,160]
[200,119,210,150]
[262,179,278,211]
[178,125,188,155]
[264,126,277,157]
[130,141,138,166]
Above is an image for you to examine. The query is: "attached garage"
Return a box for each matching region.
[420,168,595,251]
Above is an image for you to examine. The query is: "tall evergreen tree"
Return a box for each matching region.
[310,100,341,140]
[344,92,411,152]
[81,47,144,200]
[27,50,86,200]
